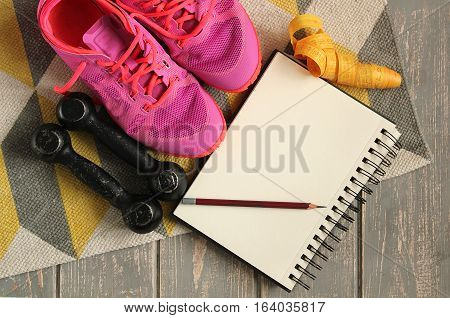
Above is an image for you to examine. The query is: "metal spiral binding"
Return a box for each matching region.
[295,264,316,280]
[356,167,380,185]
[289,130,401,290]
[313,235,334,252]
[362,158,386,177]
[332,206,355,222]
[338,196,359,212]
[325,215,349,232]
[344,186,367,204]
[319,225,341,242]
[369,148,391,167]
[375,138,397,159]
[381,129,402,151]
[307,244,328,261]
[350,177,373,195]
[300,256,322,271]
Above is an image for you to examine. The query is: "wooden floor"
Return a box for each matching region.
[0,0,448,298]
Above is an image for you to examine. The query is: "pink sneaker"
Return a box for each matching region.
[115,0,262,92]
[37,0,226,158]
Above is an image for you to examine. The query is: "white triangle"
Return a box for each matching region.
[0,71,34,143]
[0,227,75,279]
[384,148,431,179]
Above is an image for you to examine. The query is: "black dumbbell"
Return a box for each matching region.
[56,92,187,201]
[31,123,163,234]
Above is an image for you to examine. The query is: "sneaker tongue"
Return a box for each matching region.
[83,14,168,100]
[83,14,134,61]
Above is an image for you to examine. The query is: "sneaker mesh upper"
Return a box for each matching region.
[186,17,243,74]
[116,0,261,91]
[214,0,235,14]
[152,84,207,139]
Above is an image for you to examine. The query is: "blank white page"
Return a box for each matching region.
[174,52,398,290]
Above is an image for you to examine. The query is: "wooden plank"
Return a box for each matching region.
[362,0,449,297]
[159,233,257,297]
[0,268,57,297]
[59,242,158,297]
[261,217,359,297]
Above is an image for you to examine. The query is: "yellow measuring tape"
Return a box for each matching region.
[288,14,402,89]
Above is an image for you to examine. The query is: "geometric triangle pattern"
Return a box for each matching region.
[0,227,75,279]
[0,148,20,262]
[11,0,56,86]
[0,0,431,279]
[3,92,76,257]
[37,94,110,258]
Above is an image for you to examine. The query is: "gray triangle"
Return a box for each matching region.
[1,92,76,257]
[297,0,313,12]
[12,0,56,86]
[358,9,431,161]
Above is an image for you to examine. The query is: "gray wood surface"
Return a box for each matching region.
[362,0,449,298]
[0,268,56,298]
[159,234,257,297]
[59,243,158,297]
[0,0,447,298]
[260,223,359,297]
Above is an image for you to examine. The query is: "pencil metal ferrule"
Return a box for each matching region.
[182,198,196,205]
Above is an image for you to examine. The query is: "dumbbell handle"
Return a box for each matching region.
[57,148,132,209]
[57,93,188,201]
[84,114,159,174]
[57,93,160,173]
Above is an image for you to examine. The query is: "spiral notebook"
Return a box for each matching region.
[173,51,401,291]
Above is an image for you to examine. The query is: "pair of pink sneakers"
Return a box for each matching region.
[38,0,261,158]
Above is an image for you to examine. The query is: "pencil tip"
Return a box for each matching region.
[310,204,327,209]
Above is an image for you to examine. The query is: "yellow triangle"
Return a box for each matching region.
[38,94,58,124]
[38,95,109,258]
[226,92,248,117]
[0,0,34,88]
[267,0,299,15]
[0,149,20,261]
[160,201,178,236]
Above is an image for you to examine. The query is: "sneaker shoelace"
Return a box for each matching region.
[118,0,217,46]
[55,28,174,111]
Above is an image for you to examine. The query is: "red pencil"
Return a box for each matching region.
[182,198,326,210]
